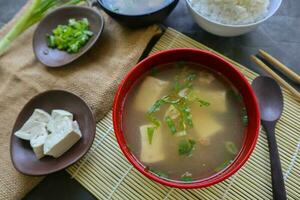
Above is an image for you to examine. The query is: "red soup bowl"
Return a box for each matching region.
[113,48,260,189]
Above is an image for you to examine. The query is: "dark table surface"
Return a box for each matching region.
[1,0,299,199]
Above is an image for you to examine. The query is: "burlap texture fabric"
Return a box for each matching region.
[0,1,161,199]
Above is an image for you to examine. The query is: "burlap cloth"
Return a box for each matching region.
[0,1,161,199]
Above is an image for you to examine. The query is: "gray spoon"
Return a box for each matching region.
[252,76,287,200]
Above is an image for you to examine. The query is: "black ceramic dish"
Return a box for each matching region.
[97,0,179,27]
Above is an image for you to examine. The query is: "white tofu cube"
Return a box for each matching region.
[140,125,165,164]
[47,109,73,133]
[192,105,223,145]
[14,121,47,140]
[44,118,82,158]
[29,125,48,159]
[198,71,215,85]
[133,76,169,112]
[28,109,51,124]
[195,90,227,113]
[14,109,51,140]
[51,109,73,121]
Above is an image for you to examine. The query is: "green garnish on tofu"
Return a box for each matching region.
[47,18,93,53]
[147,127,156,145]
[178,139,196,156]
[165,116,177,134]
[145,68,209,142]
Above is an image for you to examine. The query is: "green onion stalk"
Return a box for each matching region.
[0,0,86,56]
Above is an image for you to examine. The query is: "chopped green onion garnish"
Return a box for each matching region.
[47,18,93,53]
[147,127,155,145]
[146,113,160,128]
[149,168,168,178]
[227,89,242,102]
[197,99,210,107]
[165,116,177,134]
[180,172,193,182]
[225,141,238,155]
[215,160,232,172]
[241,107,248,126]
[178,139,196,156]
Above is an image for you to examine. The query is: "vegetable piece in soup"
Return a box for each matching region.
[123,62,247,182]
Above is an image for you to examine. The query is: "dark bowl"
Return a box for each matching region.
[97,0,179,27]
[33,6,104,67]
[10,90,96,176]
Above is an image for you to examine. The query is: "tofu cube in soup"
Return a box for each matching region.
[192,106,223,145]
[198,71,215,85]
[140,125,165,164]
[134,76,169,112]
[196,90,227,113]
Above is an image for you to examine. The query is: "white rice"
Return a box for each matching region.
[189,0,270,25]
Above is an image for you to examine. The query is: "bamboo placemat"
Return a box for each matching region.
[66,28,300,200]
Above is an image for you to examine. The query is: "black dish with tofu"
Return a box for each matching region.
[122,62,248,182]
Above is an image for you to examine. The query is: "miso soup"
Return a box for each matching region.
[123,62,248,182]
[102,0,173,15]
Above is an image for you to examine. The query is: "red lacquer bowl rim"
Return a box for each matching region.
[113,48,260,189]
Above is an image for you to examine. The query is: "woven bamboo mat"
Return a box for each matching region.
[66,28,300,200]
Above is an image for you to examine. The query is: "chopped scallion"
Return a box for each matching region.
[149,168,168,178]
[178,139,196,156]
[147,127,155,144]
[225,141,238,155]
[165,116,177,134]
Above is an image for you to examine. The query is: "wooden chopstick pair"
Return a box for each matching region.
[251,50,300,101]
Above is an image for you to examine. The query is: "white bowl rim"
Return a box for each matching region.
[185,0,283,28]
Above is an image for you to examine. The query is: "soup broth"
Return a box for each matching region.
[102,0,173,15]
[123,62,247,182]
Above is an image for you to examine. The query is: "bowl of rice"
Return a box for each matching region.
[186,0,282,37]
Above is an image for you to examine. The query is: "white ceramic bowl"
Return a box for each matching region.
[186,0,282,37]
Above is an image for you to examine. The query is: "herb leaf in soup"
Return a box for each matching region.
[149,168,168,178]
[241,107,248,126]
[215,160,232,172]
[145,68,211,140]
[225,141,238,155]
[178,139,196,156]
[172,71,197,93]
[227,89,243,102]
[147,127,156,144]
[174,100,193,129]
[146,113,160,127]
[165,116,177,134]
[180,172,193,182]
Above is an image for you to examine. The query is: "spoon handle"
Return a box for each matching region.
[262,120,287,200]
